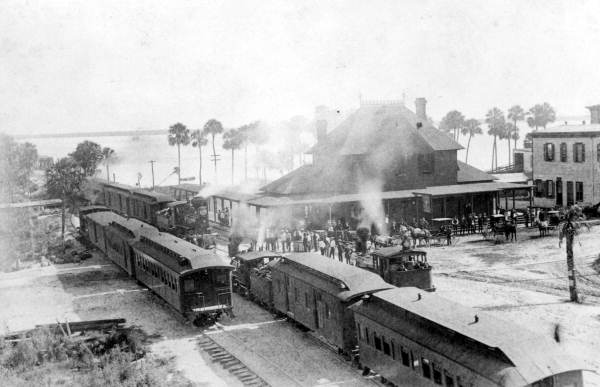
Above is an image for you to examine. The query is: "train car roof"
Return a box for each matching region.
[132,232,232,274]
[350,287,585,386]
[235,251,282,262]
[79,205,110,214]
[277,253,393,302]
[85,210,124,226]
[108,216,158,238]
[131,189,174,203]
[371,246,426,258]
[102,181,135,192]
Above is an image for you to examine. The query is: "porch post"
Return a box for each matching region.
[443,197,447,218]
[512,189,516,210]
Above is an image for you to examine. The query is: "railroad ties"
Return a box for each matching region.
[196,334,270,387]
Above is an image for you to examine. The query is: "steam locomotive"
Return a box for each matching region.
[96,181,215,248]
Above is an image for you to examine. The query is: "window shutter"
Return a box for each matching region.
[573,143,576,162]
[582,144,585,161]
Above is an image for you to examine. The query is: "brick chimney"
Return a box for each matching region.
[586,105,600,124]
[314,105,328,143]
[415,98,427,122]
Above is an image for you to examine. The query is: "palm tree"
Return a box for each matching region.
[527,103,556,130]
[167,123,190,185]
[222,128,244,185]
[101,147,115,182]
[237,121,260,181]
[191,129,208,187]
[461,119,482,163]
[507,105,525,164]
[203,119,224,184]
[485,107,506,171]
[439,110,465,141]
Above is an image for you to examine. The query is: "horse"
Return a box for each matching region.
[504,223,517,242]
[410,227,431,247]
[537,220,551,237]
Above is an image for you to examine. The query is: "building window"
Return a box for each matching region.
[546,180,554,198]
[401,347,410,366]
[418,153,434,174]
[543,143,555,161]
[432,364,443,385]
[534,179,544,197]
[576,182,584,202]
[374,333,382,351]
[560,142,567,162]
[422,358,431,379]
[382,337,391,356]
[574,143,585,162]
[444,370,455,387]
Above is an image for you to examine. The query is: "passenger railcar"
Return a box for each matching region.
[350,287,585,387]
[256,253,393,354]
[84,211,122,252]
[78,206,111,240]
[131,232,233,324]
[103,217,157,276]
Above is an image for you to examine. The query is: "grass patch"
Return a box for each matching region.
[0,327,190,387]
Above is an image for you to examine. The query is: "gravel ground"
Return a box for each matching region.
[424,225,600,386]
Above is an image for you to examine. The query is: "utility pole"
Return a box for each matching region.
[149,160,155,190]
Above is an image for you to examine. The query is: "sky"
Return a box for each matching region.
[2,0,600,135]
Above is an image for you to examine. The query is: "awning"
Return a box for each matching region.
[247,190,416,208]
[413,182,529,198]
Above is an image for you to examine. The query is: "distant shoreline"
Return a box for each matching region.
[15,129,166,139]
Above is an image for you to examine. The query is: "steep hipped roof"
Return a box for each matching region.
[278,253,393,301]
[456,161,496,184]
[351,287,584,386]
[308,103,462,155]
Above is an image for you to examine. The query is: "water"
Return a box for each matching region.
[27,129,526,190]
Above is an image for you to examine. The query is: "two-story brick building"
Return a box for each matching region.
[531,105,600,208]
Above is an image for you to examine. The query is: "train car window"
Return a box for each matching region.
[294,287,299,302]
[411,351,418,370]
[401,347,410,366]
[374,333,382,351]
[184,279,195,292]
[390,340,395,359]
[276,280,281,293]
[304,293,309,308]
[382,337,391,356]
[444,370,455,387]
[432,364,442,385]
[214,271,228,287]
[356,323,362,340]
[456,375,464,387]
[421,358,431,379]
[364,327,369,344]
[325,303,331,319]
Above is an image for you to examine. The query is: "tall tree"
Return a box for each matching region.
[101,147,115,183]
[0,134,38,201]
[167,123,190,185]
[202,119,224,184]
[461,119,483,163]
[191,129,208,187]
[527,103,556,130]
[222,128,244,185]
[45,157,85,248]
[237,121,260,181]
[439,110,465,141]
[485,107,506,171]
[507,105,525,164]
[69,140,103,176]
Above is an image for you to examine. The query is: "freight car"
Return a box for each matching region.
[251,252,393,354]
[79,209,233,325]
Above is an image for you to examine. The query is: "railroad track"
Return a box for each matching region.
[197,334,270,387]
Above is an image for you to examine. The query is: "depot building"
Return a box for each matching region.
[209,98,527,231]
